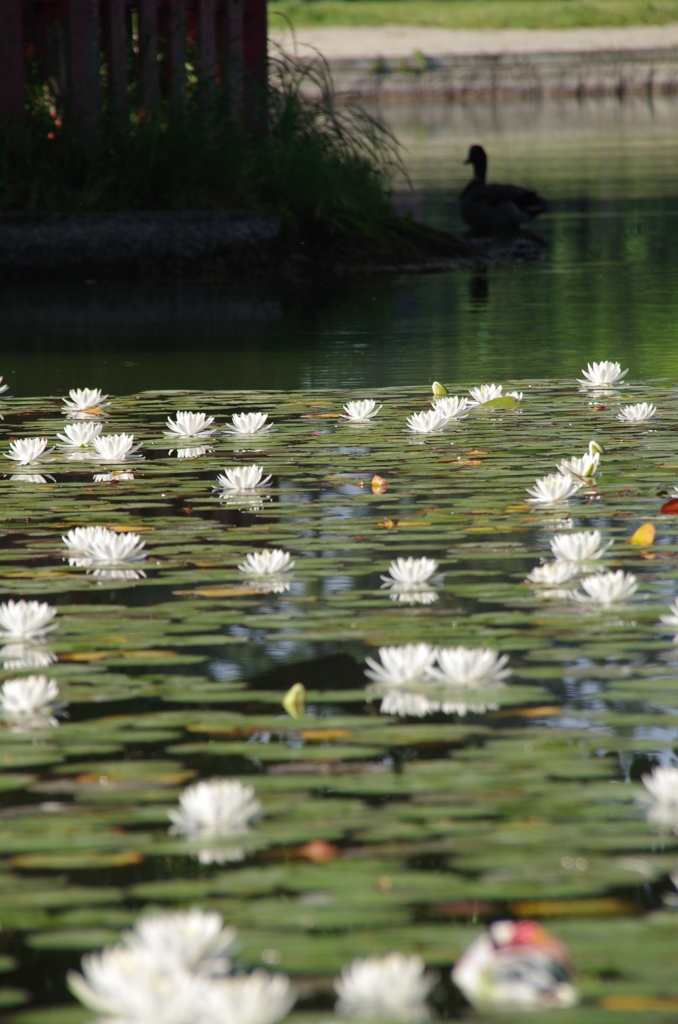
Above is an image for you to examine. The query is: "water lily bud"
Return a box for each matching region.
[588,439,604,455]
[431,381,448,397]
[283,682,306,719]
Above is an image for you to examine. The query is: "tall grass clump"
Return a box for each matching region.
[0,49,403,240]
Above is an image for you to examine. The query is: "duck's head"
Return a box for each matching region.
[464,144,487,180]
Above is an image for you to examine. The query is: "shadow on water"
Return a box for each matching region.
[3,92,678,394]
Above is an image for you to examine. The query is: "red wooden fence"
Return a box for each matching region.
[0,0,267,130]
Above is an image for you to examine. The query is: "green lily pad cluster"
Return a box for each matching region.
[1,378,678,1022]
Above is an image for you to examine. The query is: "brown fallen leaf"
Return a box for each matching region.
[60,651,109,662]
[300,728,351,742]
[297,840,340,863]
[510,896,635,917]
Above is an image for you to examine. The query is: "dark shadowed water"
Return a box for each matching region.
[2,93,678,396]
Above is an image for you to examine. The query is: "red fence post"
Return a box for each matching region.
[243,0,267,130]
[196,0,217,109]
[0,0,26,123]
[138,0,159,118]
[68,0,102,134]
[167,0,187,109]
[224,0,244,122]
[102,0,128,125]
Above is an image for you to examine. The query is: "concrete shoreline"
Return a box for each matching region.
[271,23,678,101]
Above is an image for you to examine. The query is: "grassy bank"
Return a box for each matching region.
[268,0,678,29]
[0,52,474,275]
[0,55,397,230]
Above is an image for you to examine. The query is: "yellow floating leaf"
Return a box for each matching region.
[631,522,655,546]
[121,649,176,658]
[283,682,306,719]
[178,586,252,598]
[510,896,635,917]
[300,728,351,742]
[60,651,109,662]
[378,519,396,529]
[397,520,431,528]
[188,723,254,737]
[600,996,678,1011]
[495,705,561,719]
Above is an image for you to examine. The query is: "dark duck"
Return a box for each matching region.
[460,145,548,234]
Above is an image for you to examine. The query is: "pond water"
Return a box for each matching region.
[3,95,678,1023]
[2,94,678,395]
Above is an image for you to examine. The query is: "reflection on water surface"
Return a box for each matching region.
[2,95,678,394]
[3,95,678,1022]
[0,375,678,1019]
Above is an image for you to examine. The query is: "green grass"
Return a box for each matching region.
[268,0,678,30]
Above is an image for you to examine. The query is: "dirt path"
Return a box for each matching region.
[270,22,678,58]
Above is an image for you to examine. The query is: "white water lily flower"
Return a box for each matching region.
[526,473,583,505]
[0,600,57,640]
[432,395,470,420]
[452,920,578,1012]
[525,561,579,586]
[62,526,147,566]
[62,526,111,555]
[216,464,272,492]
[4,437,54,465]
[92,432,142,461]
[507,390,523,401]
[0,643,57,669]
[557,450,600,479]
[225,412,274,436]
[62,387,109,412]
[56,421,103,447]
[238,549,294,576]
[406,408,449,434]
[0,676,64,725]
[93,471,135,482]
[387,586,439,606]
[200,971,296,1024]
[381,557,438,586]
[0,376,9,395]
[68,945,203,1024]
[173,445,213,459]
[340,399,382,422]
[616,402,657,423]
[660,599,678,627]
[8,472,53,484]
[335,952,435,1021]
[468,383,503,404]
[122,909,237,977]
[640,765,678,807]
[376,689,442,718]
[578,360,628,388]
[427,646,511,688]
[169,779,261,837]
[573,569,638,605]
[165,411,216,439]
[377,688,496,719]
[364,644,438,686]
[550,529,612,562]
